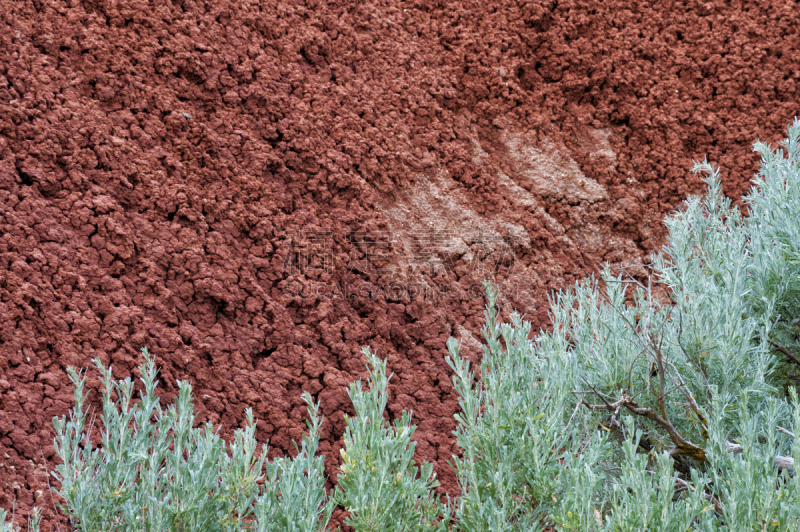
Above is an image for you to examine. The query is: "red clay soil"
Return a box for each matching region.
[2,0,800,527]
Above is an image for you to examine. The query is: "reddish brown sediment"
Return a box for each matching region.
[1,0,799,527]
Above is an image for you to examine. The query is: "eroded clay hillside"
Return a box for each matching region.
[1,0,799,526]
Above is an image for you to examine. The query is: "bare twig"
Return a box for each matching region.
[605,263,651,294]
[626,345,650,394]
[663,359,709,439]
[768,338,800,367]
[579,376,616,407]
[672,476,723,515]
[563,400,584,436]
[676,311,713,399]
[654,335,668,422]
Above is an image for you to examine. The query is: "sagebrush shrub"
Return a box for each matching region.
[332,348,450,532]
[49,349,332,532]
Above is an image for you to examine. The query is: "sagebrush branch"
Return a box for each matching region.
[577,392,795,477]
[768,338,800,367]
[577,393,708,462]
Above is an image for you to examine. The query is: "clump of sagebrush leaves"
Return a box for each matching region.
[5,120,800,531]
[333,348,451,532]
[34,348,332,532]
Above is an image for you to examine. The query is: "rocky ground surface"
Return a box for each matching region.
[1,0,799,527]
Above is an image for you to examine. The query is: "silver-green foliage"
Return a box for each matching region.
[447,287,611,531]
[0,509,40,532]
[747,125,800,367]
[333,348,450,532]
[50,348,332,532]
[253,389,333,532]
[597,418,713,532]
[445,120,800,530]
